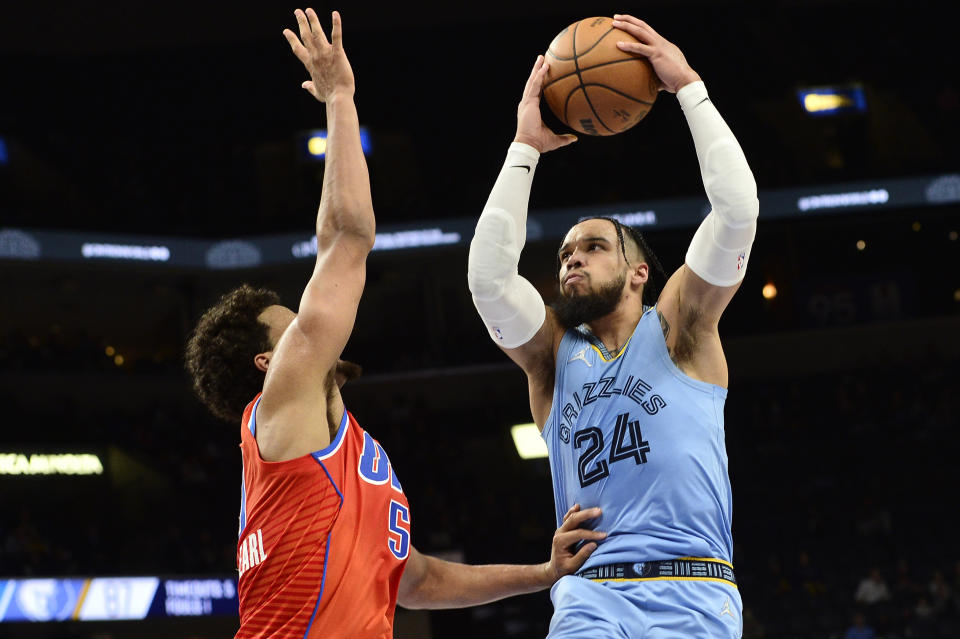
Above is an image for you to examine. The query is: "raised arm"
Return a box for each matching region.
[467,56,575,426]
[613,16,758,387]
[256,9,375,460]
[614,15,759,326]
[398,505,604,609]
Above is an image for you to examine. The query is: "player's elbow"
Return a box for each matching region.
[719,193,759,229]
[467,258,508,300]
[703,139,759,226]
[317,202,376,250]
[317,220,376,255]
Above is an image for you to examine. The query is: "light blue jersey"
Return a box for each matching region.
[543,305,734,569]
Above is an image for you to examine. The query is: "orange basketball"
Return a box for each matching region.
[543,16,659,136]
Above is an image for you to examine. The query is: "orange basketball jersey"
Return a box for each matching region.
[236,394,411,638]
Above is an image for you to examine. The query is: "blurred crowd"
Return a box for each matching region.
[1,326,957,638]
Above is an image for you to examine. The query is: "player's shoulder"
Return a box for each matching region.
[498,308,562,377]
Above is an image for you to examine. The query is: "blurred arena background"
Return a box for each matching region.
[1,0,957,637]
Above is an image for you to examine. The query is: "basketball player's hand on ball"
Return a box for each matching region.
[543,504,608,583]
[283,9,355,102]
[514,55,578,153]
[611,15,701,94]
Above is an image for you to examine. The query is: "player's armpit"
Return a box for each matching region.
[656,266,736,387]
[675,263,742,329]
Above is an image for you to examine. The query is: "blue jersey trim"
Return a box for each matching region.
[303,533,333,638]
[304,457,344,638]
[239,461,247,538]
[250,398,349,459]
[313,409,349,460]
[575,325,632,362]
[239,396,264,538]
[248,395,263,437]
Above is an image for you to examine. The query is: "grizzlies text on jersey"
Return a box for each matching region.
[543,306,734,570]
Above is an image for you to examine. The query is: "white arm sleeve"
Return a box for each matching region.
[467,142,547,349]
[678,81,760,287]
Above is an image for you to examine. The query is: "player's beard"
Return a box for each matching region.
[553,271,626,330]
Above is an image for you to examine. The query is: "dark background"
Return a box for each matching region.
[1,0,958,637]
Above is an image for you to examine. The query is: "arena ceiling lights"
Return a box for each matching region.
[511,423,548,459]
[797,84,867,116]
[303,127,372,160]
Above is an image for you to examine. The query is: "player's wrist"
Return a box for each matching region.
[673,72,703,96]
[540,560,557,586]
[325,88,355,105]
[512,133,544,154]
[676,79,708,110]
[507,140,541,163]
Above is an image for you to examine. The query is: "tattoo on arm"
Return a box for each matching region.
[658,310,671,341]
[658,309,686,367]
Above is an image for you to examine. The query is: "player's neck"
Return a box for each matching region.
[586,303,643,355]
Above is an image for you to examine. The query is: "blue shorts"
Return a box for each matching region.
[548,575,743,638]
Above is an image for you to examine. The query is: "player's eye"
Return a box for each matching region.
[559,252,570,261]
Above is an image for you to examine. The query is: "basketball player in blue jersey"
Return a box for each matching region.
[467,15,757,638]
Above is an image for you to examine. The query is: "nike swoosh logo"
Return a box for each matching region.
[510,164,531,173]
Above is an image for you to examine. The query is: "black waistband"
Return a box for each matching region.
[577,558,736,585]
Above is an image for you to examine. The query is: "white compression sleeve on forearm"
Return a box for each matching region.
[467,142,547,349]
[678,81,760,286]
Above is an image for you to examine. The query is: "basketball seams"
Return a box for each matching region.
[569,21,614,134]
[546,24,617,61]
[559,20,582,127]
[581,83,656,107]
[562,89,580,133]
[543,57,650,91]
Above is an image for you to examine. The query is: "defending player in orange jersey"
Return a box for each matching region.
[184,9,606,638]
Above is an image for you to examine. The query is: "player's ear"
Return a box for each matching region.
[254,351,272,373]
[630,262,649,288]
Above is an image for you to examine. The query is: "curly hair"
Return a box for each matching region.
[185,284,281,423]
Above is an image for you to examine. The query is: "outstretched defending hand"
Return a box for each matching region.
[514,55,578,154]
[283,8,355,102]
[544,504,607,583]
[612,15,701,94]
